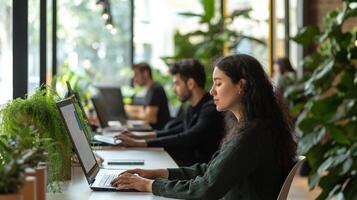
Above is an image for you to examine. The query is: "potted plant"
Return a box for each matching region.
[0,86,72,191]
[0,133,45,199]
[287,0,357,199]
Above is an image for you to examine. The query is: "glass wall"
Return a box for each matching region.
[289,0,300,71]
[28,0,41,95]
[133,0,201,72]
[57,0,132,86]
[0,0,13,105]
[133,0,202,115]
[226,0,269,69]
[275,0,286,58]
[47,0,53,83]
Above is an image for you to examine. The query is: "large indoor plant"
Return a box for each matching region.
[162,0,265,86]
[287,0,357,199]
[0,86,72,190]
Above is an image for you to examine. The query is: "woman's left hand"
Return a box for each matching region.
[111,172,154,192]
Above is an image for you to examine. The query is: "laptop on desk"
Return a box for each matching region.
[64,83,121,145]
[91,87,153,132]
[56,98,125,191]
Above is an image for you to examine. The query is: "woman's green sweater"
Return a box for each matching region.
[152,120,285,200]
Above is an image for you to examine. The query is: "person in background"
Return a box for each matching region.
[272,57,296,94]
[117,59,225,166]
[125,62,171,130]
[111,54,297,200]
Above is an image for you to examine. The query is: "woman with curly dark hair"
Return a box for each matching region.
[111,54,297,200]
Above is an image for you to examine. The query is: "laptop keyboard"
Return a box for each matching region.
[99,174,117,187]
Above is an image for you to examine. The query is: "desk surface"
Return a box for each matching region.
[47,148,180,200]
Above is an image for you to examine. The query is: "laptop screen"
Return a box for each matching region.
[58,100,97,174]
[91,96,109,128]
[96,86,127,122]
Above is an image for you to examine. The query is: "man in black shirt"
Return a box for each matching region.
[118,59,225,165]
[126,63,171,130]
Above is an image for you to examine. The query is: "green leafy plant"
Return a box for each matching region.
[0,132,45,194]
[53,63,93,109]
[162,0,265,87]
[288,1,357,199]
[0,86,72,189]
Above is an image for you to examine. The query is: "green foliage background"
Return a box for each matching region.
[288,1,357,199]
[162,0,265,89]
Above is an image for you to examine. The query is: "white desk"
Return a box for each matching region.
[47,148,180,200]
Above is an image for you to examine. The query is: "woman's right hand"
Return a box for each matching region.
[119,168,169,179]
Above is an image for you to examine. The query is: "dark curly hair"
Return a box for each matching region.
[214,54,297,178]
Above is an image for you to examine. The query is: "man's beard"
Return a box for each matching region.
[179,88,191,103]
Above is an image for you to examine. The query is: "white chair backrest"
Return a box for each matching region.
[277,156,306,200]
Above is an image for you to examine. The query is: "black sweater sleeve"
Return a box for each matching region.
[155,123,184,137]
[152,124,267,200]
[146,104,221,149]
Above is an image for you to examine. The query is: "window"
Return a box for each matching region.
[133,0,201,71]
[58,0,132,85]
[28,0,41,95]
[0,0,13,104]
[289,0,300,71]
[226,0,269,69]
[47,0,53,83]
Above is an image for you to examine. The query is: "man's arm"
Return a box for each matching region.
[147,104,222,149]
[125,105,159,124]
[142,106,159,124]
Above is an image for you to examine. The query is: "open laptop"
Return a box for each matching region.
[96,86,127,123]
[65,82,120,145]
[56,98,123,190]
[92,86,153,132]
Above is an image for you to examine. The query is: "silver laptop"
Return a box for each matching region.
[57,98,123,191]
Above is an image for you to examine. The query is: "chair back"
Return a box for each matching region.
[277,156,306,200]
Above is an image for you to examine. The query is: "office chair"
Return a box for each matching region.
[277,156,306,200]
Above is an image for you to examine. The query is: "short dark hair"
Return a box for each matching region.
[274,57,295,74]
[170,59,206,89]
[133,62,152,78]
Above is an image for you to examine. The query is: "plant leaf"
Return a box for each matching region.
[310,97,342,122]
[229,8,252,20]
[325,124,350,145]
[298,127,326,154]
[292,26,320,47]
[200,0,215,23]
[177,12,203,18]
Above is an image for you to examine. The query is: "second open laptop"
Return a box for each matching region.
[92,86,153,132]
[56,98,125,191]
[65,82,121,145]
